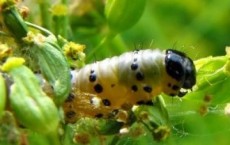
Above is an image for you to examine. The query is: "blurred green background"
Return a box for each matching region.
[123,0,230,59]
[19,0,230,145]
[63,0,230,62]
[24,0,230,61]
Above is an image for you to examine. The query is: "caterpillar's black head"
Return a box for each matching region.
[165,49,196,96]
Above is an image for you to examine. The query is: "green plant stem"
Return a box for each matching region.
[86,30,129,62]
[39,0,52,30]
[86,33,116,61]
[53,15,69,38]
[53,1,69,38]
[25,21,53,36]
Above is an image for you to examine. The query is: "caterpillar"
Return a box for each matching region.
[63,49,196,123]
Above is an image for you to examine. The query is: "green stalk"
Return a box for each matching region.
[38,0,52,30]
[86,32,116,62]
[52,2,69,38]
[53,15,68,38]
[86,32,128,62]
[25,21,53,36]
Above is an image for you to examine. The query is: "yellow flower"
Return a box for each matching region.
[51,4,68,16]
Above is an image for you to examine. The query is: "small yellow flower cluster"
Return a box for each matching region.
[63,42,86,68]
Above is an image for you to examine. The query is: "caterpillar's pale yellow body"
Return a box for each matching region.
[64,49,196,123]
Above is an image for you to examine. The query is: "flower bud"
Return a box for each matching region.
[1,1,28,41]
[24,33,71,105]
[63,42,86,68]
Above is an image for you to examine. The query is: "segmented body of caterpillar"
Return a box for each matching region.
[63,49,196,123]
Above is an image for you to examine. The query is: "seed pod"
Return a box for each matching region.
[105,0,146,33]
[1,2,28,41]
[0,73,6,117]
[26,33,71,105]
[2,57,60,134]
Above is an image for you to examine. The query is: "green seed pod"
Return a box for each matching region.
[0,73,6,118]
[34,42,71,105]
[1,2,28,41]
[2,57,60,134]
[25,33,71,105]
[105,0,146,33]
